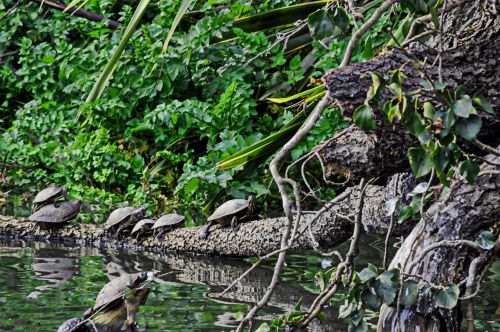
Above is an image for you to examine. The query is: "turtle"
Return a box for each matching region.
[28,200,82,225]
[93,272,154,325]
[130,218,155,240]
[32,186,68,212]
[152,213,185,240]
[57,307,93,332]
[104,206,147,238]
[199,195,256,239]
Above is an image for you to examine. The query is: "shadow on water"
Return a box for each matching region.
[0,236,498,331]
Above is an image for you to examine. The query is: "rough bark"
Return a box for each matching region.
[0,173,415,256]
[317,1,499,180]
[378,153,500,331]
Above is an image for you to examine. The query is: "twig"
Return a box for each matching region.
[471,139,500,156]
[340,0,397,67]
[383,174,400,270]
[33,0,121,28]
[407,239,483,272]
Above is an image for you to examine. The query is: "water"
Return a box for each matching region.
[0,238,498,331]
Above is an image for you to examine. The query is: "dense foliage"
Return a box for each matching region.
[0,0,401,221]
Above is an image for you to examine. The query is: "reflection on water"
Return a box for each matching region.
[0,238,498,331]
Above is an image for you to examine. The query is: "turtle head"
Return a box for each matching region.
[132,206,147,220]
[247,195,257,215]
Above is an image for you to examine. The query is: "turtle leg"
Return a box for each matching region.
[155,230,164,241]
[230,216,238,230]
[199,220,215,240]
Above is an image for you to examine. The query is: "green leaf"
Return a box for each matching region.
[435,284,460,309]
[358,264,379,283]
[351,309,364,326]
[255,323,270,332]
[333,6,350,32]
[367,72,386,101]
[308,10,337,40]
[339,300,356,318]
[475,231,495,250]
[374,269,400,305]
[294,296,303,311]
[452,96,475,118]
[266,85,324,103]
[399,205,414,222]
[400,280,419,306]
[408,147,433,177]
[402,107,424,136]
[423,102,436,119]
[459,159,480,184]
[361,289,380,310]
[473,93,494,114]
[160,0,194,54]
[85,0,152,103]
[361,38,373,60]
[353,104,377,131]
[430,8,439,29]
[348,320,368,332]
[455,114,482,141]
[430,146,449,176]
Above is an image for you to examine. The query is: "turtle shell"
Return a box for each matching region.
[207,199,249,222]
[93,272,152,312]
[131,218,155,235]
[152,214,185,230]
[33,186,67,204]
[57,317,84,332]
[104,207,136,229]
[28,200,82,224]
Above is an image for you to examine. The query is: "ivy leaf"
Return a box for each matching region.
[339,300,356,318]
[475,231,495,250]
[402,107,425,136]
[459,159,480,184]
[351,309,365,326]
[358,264,379,283]
[308,10,336,40]
[399,205,414,223]
[374,269,400,305]
[400,280,419,306]
[435,284,460,309]
[473,93,494,114]
[348,320,368,332]
[423,102,436,119]
[353,104,377,131]
[431,145,450,177]
[333,6,350,32]
[455,114,482,141]
[361,289,380,310]
[452,96,475,118]
[408,147,433,177]
[255,323,270,332]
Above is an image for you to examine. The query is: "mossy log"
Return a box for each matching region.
[0,173,415,256]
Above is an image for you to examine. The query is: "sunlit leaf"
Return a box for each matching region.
[353,104,377,131]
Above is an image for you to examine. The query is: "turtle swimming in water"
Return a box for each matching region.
[28,200,82,225]
[199,195,256,239]
[32,186,68,212]
[104,206,147,238]
[130,218,155,240]
[152,213,185,240]
[93,272,153,328]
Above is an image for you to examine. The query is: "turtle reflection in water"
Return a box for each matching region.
[199,195,257,239]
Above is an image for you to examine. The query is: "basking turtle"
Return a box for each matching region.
[152,213,185,240]
[93,272,153,324]
[130,218,155,240]
[57,307,92,332]
[32,186,68,212]
[199,195,256,239]
[104,206,147,238]
[28,200,82,225]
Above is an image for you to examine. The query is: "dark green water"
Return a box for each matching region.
[0,238,498,331]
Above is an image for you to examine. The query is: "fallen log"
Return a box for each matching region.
[0,173,416,256]
[378,153,500,331]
